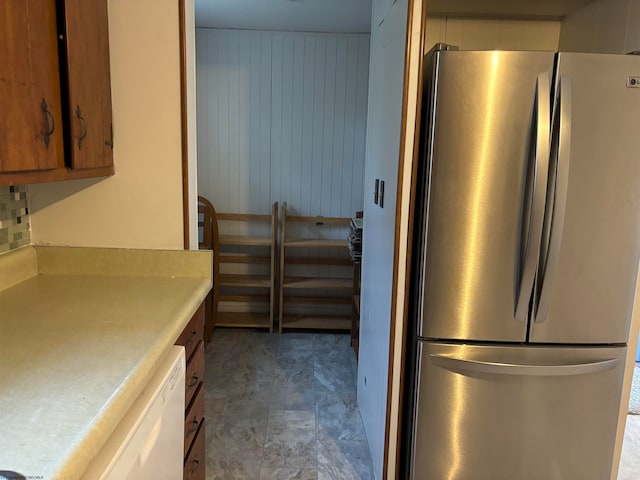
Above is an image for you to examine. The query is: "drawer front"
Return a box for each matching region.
[176,303,205,362]
[413,342,626,480]
[183,421,205,480]
[185,340,204,408]
[184,381,204,454]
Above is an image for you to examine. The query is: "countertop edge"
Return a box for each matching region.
[51,279,211,480]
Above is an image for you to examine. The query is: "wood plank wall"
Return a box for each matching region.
[195,29,370,221]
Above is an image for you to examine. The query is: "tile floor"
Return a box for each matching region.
[204,329,375,480]
[618,414,640,479]
[618,362,640,479]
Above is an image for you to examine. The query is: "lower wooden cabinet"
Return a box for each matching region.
[184,382,204,453]
[183,421,206,480]
[176,303,206,480]
[176,304,205,361]
[185,341,204,407]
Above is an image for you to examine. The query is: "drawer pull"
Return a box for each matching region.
[187,418,199,434]
[186,374,199,388]
[187,458,200,479]
[186,329,198,344]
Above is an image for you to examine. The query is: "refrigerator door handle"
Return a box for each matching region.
[515,73,551,322]
[430,353,617,376]
[535,76,572,324]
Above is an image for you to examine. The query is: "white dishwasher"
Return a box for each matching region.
[81,346,186,480]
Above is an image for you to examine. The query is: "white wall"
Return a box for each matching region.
[559,0,640,53]
[426,16,561,51]
[29,0,185,249]
[196,29,370,218]
[358,0,408,478]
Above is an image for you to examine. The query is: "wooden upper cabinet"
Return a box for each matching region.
[63,0,114,170]
[0,0,64,173]
[0,0,114,185]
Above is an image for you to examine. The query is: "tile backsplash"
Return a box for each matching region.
[0,186,30,254]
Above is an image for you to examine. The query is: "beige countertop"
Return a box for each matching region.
[0,246,212,480]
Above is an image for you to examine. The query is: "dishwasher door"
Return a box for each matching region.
[81,346,186,480]
[411,341,626,480]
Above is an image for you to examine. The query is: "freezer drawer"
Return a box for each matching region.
[411,342,626,480]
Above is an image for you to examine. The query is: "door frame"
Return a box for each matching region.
[179,0,190,249]
[383,0,428,478]
[179,0,199,251]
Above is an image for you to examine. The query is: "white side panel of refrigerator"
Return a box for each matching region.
[411,342,626,480]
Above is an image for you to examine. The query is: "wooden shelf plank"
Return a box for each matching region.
[286,215,351,224]
[283,277,352,289]
[219,274,271,288]
[353,294,360,314]
[220,294,271,303]
[219,252,270,264]
[215,312,271,329]
[281,315,351,330]
[285,256,352,266]
[220,235,271,247]
[217,212,272,221]
[284,295,351,304]
[284,238,348,248]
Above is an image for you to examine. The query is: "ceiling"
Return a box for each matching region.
[194,0,373,33]
[194,0,599,33]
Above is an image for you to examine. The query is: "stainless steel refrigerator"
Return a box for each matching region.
[405,45,640,479]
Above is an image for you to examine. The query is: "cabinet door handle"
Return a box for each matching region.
[186,329,198,345]
[186,374,199,388]
[105,122,114,148]
[41,98,55,148]
[187,458,200,479]
[76,105,87,149]
[187,418,199,434]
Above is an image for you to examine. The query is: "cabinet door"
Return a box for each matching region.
[0,0,63,172]
[63,0,113,169]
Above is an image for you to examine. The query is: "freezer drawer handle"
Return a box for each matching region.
[430,354,617,376]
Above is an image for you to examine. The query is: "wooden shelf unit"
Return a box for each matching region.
[279,203,353,332]
[215,202,278,332]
